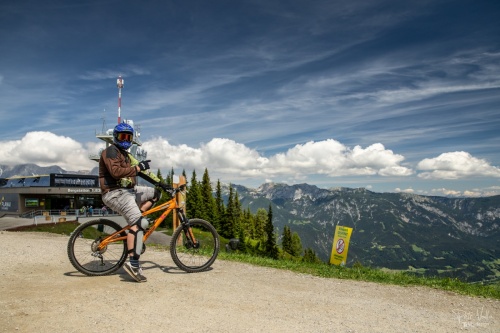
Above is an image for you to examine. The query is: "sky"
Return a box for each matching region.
[0,0,499,197]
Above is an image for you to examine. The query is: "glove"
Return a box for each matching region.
[137,160,151,171]
[159,181,174,192]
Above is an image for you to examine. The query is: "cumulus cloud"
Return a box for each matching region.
[431,188,463,197]
[144,137,413,179]
[268,140,413,177]
[2,132,500,197]
[430,186,500,197]
[0,133,414,180]
[0,132,96,171]
[395,188,415,194]
[417,151,500,179]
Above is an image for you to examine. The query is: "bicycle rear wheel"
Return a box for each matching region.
[67,219,128,276]
[170,218,220,273]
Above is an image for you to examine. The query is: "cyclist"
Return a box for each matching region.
[98,123,162,282]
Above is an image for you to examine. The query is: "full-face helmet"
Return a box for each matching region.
[113,123,134,150]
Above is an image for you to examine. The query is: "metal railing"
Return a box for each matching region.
[21,209,117,219]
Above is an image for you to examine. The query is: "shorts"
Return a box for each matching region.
[102,186,156,225]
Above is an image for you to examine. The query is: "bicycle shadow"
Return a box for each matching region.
[64,259,213,281]
[142,259,214,274]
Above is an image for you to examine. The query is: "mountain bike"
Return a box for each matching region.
[67,177,220,275]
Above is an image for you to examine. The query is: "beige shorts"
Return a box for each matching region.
[102,186,155,225]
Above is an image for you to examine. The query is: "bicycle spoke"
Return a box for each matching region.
[170,219,220,273]
[67,219,128,276]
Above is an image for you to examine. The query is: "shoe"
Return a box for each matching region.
[123,262,147,282]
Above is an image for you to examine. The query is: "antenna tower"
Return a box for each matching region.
[117,75,124,124]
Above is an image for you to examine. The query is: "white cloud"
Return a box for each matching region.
[1,132,499,198]
[430,186,500,197]
[1,133,413,180]
[417,151,500,179]
[430,188,463,197]
[268,140,413,177]
[144,137,413,179]
[0,132,96,171]
[395,187,415,194]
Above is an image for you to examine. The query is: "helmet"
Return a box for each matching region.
[113,123,134,150]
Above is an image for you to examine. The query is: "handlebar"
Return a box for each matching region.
[158,182,186,198]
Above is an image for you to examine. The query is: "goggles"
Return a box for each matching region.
[115,132,133,142]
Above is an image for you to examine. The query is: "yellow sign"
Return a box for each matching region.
[330,225,353,266]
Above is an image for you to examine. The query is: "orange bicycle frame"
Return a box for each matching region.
[96,184,194,250]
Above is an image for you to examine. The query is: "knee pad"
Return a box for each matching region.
[136,217,149,230]
[129,217,148,258]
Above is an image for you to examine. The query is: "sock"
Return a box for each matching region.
[129,257,140,268]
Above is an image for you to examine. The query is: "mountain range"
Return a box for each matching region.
[232,182,500,283]
[2,164,499,283]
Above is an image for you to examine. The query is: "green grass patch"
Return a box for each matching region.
[6,221,80,235]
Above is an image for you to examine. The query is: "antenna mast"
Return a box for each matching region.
[117,75,124,124]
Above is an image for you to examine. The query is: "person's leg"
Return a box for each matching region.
[102,189,147,282]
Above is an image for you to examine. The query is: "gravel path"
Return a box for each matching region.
[1,231,499,333]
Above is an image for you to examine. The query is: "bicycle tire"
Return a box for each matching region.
[170,218,220,273]
[67,219,128,276]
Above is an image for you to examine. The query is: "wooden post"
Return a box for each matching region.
[172,175,187,232]
[172,175,187,246]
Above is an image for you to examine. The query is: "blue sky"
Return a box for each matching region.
[1,0,499,196]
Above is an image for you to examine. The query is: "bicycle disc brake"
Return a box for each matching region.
[91,238,107,254]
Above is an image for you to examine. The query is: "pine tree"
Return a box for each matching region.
[265,204,279,259]
[241,207,254,239]
[282,225,292,255]
[237,227,247,252]
[222,185,235,238]
[254,208,267,240]
[232,189,242,237]
[290,231,303,257]
[200,168,215,223]
[186,170,202,219]
[156,169,164,183]
[151,168,172,226]
[303,248,321,263]
[213,180,224,231]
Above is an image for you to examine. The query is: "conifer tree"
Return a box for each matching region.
[290,231,303,257]
[186,170,202,219]
[282,225,292,255]
[213,180,224,231]
[222,185,235,238]
[237,227,247,252]
[241,207,254,238]
[232,189,242,236]
[156,169,164,183]
[265,204,279,259]
[302,247,321,263]
[151,169,171,225]
[254,208,267,240]
[200,168,215,223]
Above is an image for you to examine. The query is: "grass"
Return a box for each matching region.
[9,222,500,300]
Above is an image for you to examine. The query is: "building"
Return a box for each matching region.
[0,174,101,217]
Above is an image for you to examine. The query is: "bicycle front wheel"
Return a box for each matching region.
[170,218,220,273]
[67,219,128,276]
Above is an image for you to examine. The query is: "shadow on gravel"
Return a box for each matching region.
[62,259,206,280]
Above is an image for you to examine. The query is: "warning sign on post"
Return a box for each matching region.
[330,225,353,266]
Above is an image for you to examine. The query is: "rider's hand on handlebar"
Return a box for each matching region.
[158,181,174,192]
[137,160,151,171]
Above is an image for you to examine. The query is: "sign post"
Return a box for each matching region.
[172,175,187,234]
[330,225,353,266]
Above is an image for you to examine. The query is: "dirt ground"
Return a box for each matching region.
[1,231,499,333]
